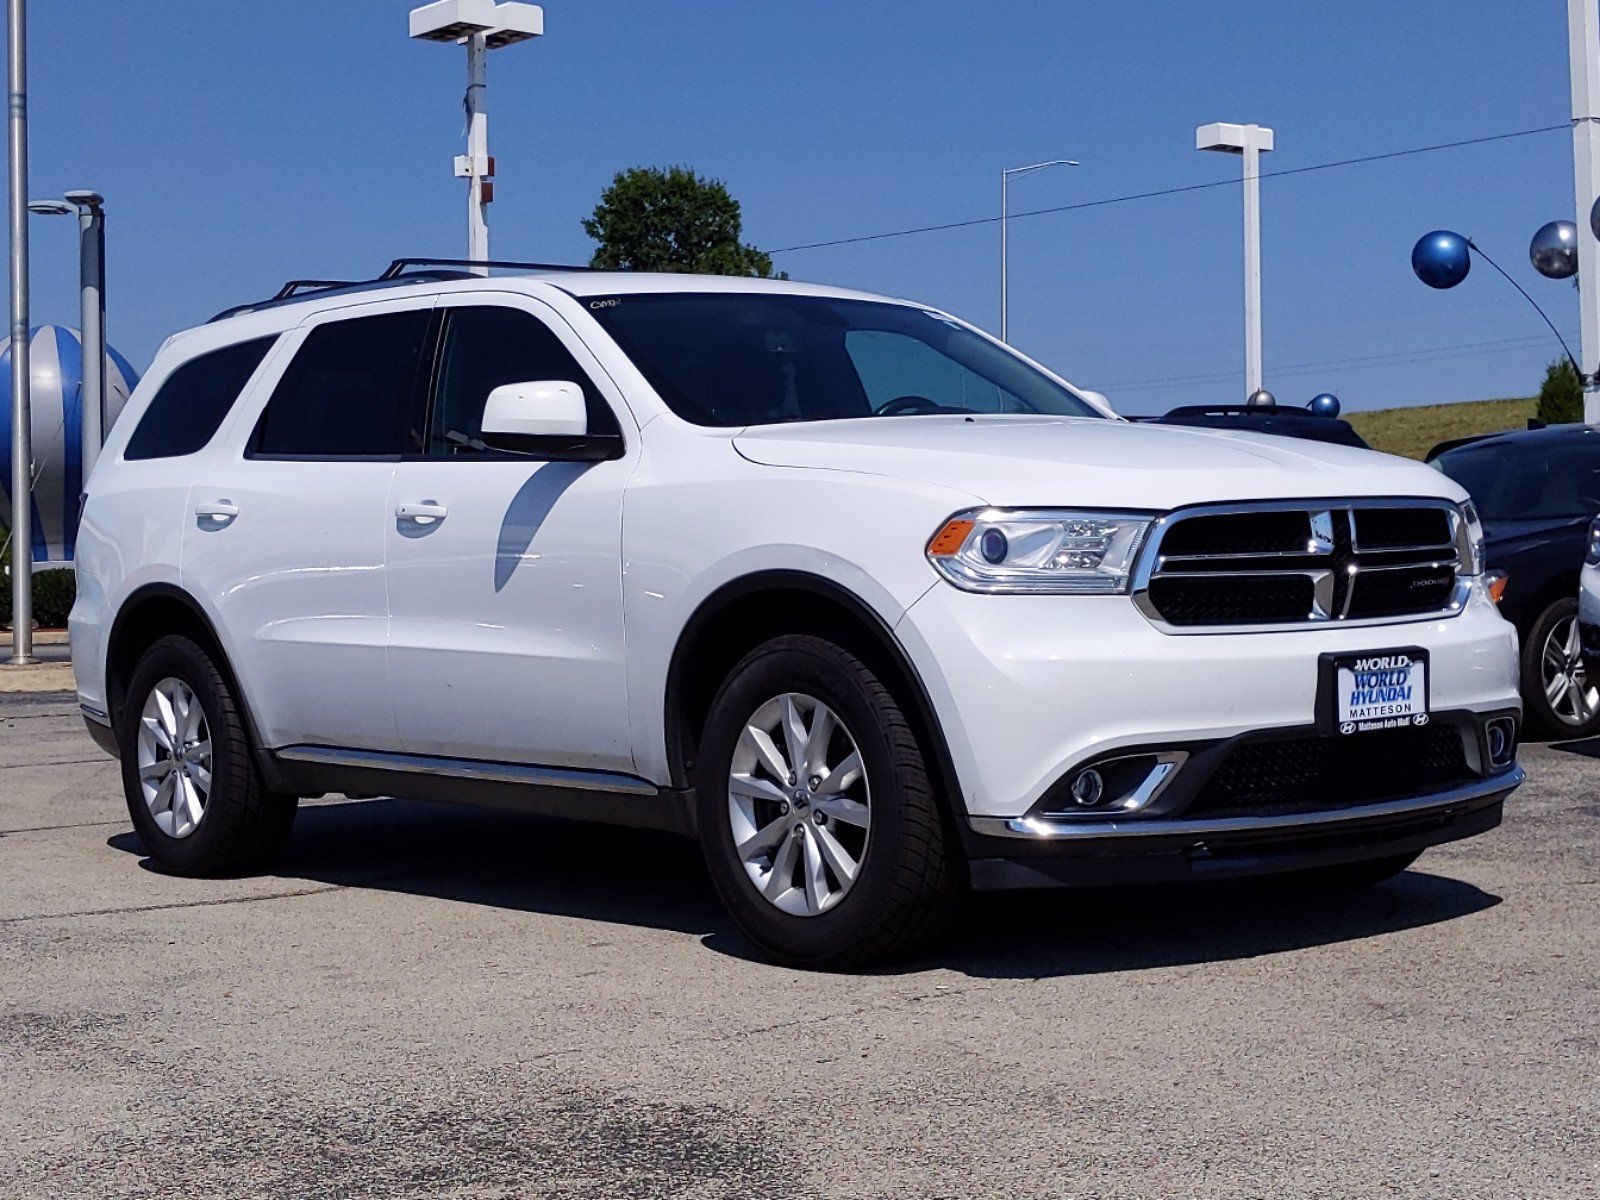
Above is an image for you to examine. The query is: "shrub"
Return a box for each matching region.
[1537,358,1583,424]
[0,561,76,629]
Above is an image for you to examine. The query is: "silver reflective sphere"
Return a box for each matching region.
[1246,388,1275,408]
[1530,220,1578,280]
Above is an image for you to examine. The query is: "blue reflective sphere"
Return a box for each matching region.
[1412,231,1471,289]
[1309,392,1341,417]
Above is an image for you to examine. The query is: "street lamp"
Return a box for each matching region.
[29,190,105,476]
[1001,158,1077,343]
[409,0,544,273]
[1197,121,1275,399]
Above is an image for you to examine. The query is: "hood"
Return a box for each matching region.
[732,415,1464,510]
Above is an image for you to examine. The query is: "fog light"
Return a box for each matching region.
[1486,717,1517,768]
[1069,769,1105,807]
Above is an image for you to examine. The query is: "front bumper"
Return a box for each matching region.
[965,764,1520,891]
[896,578,1521,819]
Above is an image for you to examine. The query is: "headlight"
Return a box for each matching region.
[1458,500,1485,575]
[1587,515,1600,567]
[927,509,1154,594]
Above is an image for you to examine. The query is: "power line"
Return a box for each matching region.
[771,124,1568,255]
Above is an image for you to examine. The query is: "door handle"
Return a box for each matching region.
[194,500,239,520]
[396,501,448,524]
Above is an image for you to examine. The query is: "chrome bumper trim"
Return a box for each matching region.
[80,703,111,726]
[970,765,1522,841]
[275,745,660,796]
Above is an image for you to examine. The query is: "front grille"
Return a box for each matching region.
[1185,723,1474,820]
[1138,502,1464,628]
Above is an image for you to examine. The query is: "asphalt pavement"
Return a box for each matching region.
[2,689,1596,1198]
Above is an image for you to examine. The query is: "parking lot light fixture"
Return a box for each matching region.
[30,190,106,475]
[1001,158,1078,343]
[409,0,544,273]
[1197,122,1275,398]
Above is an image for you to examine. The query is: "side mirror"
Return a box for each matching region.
[1077,388,1112,412]
[482,381,588,440]
[478,381,622,460]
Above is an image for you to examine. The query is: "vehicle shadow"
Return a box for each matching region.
[107,797,1501,979]
[1547,733,1600,758]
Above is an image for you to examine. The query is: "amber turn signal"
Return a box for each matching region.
[927,518,975,557]
[1485,570,1509,605]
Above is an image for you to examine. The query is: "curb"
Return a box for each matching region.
[0,662,76,694]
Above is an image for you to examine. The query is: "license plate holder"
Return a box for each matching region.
[1317,647,1431,736]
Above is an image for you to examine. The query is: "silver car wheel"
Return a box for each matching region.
[1542,613,1599,727]
[727,692,871,917]
[136,677,213,839]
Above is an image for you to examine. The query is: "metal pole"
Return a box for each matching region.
[1242,130,1264,397]
[77,203,104,477]
[6,0,32,664]
[466,31,489,272]
[1571,0,1600,424]
[1000,170,1009,342]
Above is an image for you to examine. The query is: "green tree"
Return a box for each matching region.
[583,166,783,277]
[1538,357,1583,424]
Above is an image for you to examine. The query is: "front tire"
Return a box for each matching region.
[1521,597,1600,739]
[117,634,297,876]
[695,635,961,969]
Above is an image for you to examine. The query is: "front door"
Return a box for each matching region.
[383,295,636,771]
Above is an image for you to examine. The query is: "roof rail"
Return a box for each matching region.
[209,257,599,323]
[379,257,595,279]
[271,279,359,301]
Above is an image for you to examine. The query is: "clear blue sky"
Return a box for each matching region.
[8,0,1587,413]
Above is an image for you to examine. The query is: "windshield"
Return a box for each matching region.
[584,293,1102,427]
[1434,440,1600,520]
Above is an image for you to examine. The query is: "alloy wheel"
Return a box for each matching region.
[727,692,871,917]
[1542,614,1598,727]
[136,677,214,839]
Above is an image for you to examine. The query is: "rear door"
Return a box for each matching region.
[180,297,434,751]
[383,293,637,770]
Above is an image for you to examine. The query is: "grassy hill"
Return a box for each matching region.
[1347,396,1537,460]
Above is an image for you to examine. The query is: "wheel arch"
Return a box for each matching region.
[663,570,968,817]
[104,583,293,792]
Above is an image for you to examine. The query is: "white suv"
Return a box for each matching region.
[72,264,1524,967]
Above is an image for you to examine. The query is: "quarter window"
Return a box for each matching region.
[124,337,275,460]
[253,310,431,457]
[428,306,619,456]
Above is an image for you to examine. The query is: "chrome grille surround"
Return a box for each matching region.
[1131,497,1473,634]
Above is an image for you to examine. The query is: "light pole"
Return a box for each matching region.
[1570,0,1600,423]
[6,0,33,664]
[1001,158,1077,343]
[409,0,544,273]
[1197,122,1275,398]
[29,191,105,475]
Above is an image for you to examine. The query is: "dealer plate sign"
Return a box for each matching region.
[1335,652,1428,734]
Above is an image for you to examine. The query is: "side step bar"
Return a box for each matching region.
[270,745,695,836]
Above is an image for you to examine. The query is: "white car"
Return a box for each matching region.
[71,264,1524,968]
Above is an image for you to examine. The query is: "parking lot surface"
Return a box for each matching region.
[2,689,1596,1199]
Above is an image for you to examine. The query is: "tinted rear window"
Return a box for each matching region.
[124,337,275,460]
[253,310,431,457]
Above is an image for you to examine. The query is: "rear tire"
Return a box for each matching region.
[117,634,297,876]
[695,634,962,969]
